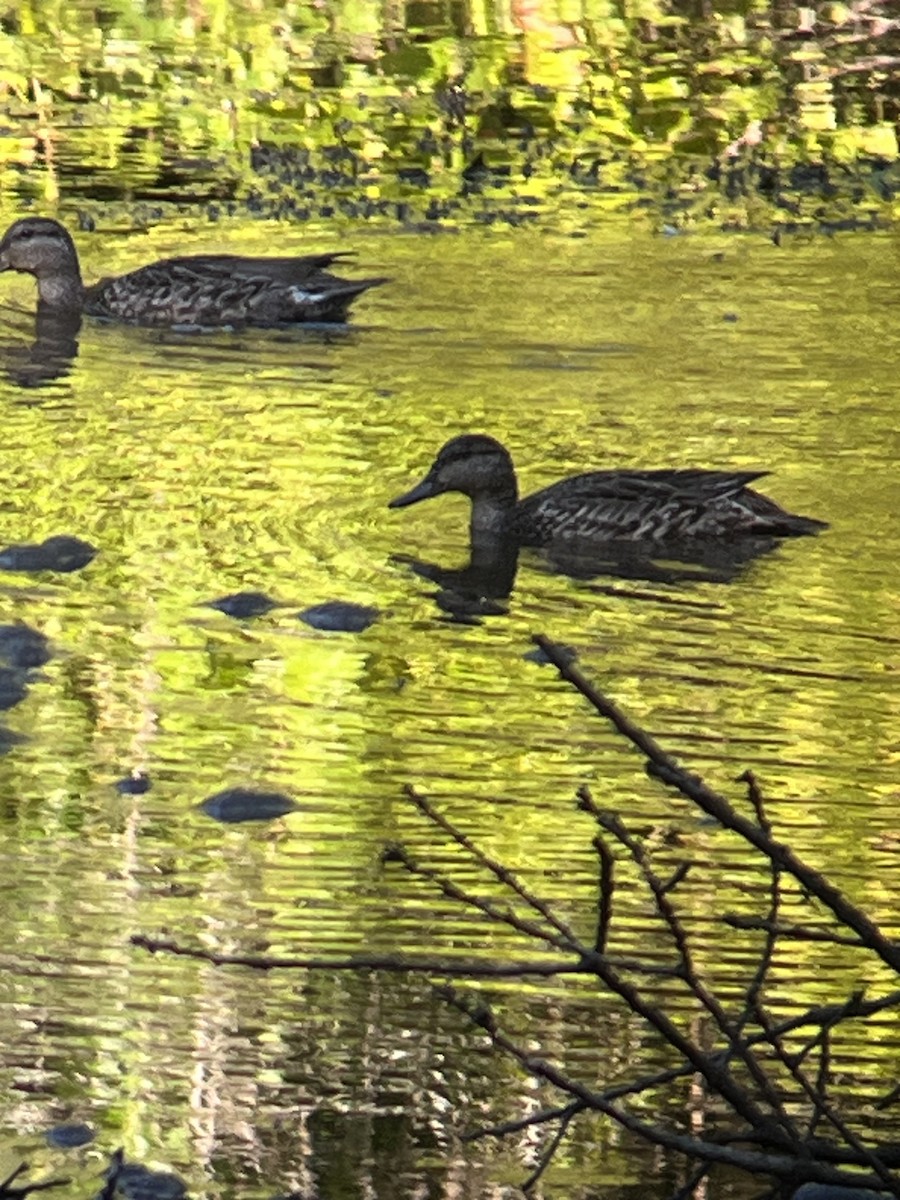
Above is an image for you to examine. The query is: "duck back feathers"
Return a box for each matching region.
[83,255,384,325]
[517,467,823,542]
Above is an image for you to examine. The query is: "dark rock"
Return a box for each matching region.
[46,1121,94,1148]
[0,667,30,710]
[0,535,97,573]
[102,1153,187,1200]
[205,591,278,619]
[297,601,379,633]
[0,622,51,668]
[115,772,151,795]
[199,787,296,823]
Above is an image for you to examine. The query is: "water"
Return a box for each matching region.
[0,215,897,1197]
[1,11,900,1191]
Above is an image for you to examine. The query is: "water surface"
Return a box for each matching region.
[0,205,898,1199]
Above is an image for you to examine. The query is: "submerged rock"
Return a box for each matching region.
[297,601,379,633]
[0,622,51,668]
[115,771,152,795]
[198,787,296,823]
[101,1151,187,1200]
[45,1121,94,1148]
[0,535,97,573]
[205,591,279,619]
[0,667,30,711]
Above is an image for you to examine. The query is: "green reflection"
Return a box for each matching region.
[0,5,897,1197]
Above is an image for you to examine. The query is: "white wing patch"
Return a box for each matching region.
[289,285,323,304]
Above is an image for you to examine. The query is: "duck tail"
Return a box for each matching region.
[744,490,828,537]
[773,512,829,537]
[295,276,389,322]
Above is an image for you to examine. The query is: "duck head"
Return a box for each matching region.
[389,434,518,509]
[0,218,83,307]
[389,434,521,539]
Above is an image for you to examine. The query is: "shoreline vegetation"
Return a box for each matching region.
[0,0,899,232]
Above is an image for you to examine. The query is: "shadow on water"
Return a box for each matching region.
[0,305,81,388]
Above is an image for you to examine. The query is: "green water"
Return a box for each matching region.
[1,214,898,1200]
[1,2,900,1197]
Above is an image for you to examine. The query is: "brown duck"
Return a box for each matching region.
[389,434,828,545]
[0,217,386,326]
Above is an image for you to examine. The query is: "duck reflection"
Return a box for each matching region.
[0,306,81,387]
[394,534,787,620]
[538,534,789,585]
[391,540,519,624]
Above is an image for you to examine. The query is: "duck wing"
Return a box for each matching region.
[516,468,785,543]
[552,468,768,502]
[150,252,357,283]
[84,254,385,325]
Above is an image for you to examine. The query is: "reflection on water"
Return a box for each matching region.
[0,218,899,1197]
[392,533,796,623]
[391,543,520,623]
[0,307,81,388]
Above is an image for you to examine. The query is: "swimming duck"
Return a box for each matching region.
[0,217,386,326]
[389,434,827,545]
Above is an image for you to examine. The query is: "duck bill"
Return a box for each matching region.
[388,474,437,509]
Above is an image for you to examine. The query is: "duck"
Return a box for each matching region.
[0,217,386,326]
[388,434,827,545]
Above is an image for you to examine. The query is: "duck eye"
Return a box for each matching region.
[15,229,34,241]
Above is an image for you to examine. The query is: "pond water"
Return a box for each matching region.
[1,5,900,1198]
[0,209,898,1200]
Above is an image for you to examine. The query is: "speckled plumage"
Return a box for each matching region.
[389,434,828,545]
[0,217,385,326]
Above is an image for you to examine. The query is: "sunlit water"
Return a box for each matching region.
[1,210,899,1198]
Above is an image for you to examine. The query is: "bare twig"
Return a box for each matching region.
[723,916,873,946]
[402,786,586,949]
[593,833,614,952]
[437,985,900,1189]
[668,1161,711,1200]
[0,1164,70,1198]
[130,933,677,978]
[463,1100,584,1142]
[532,634,900,977]
[130,633,900,1195]
[579,786,799,1141]
[521,1106,577,1192]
